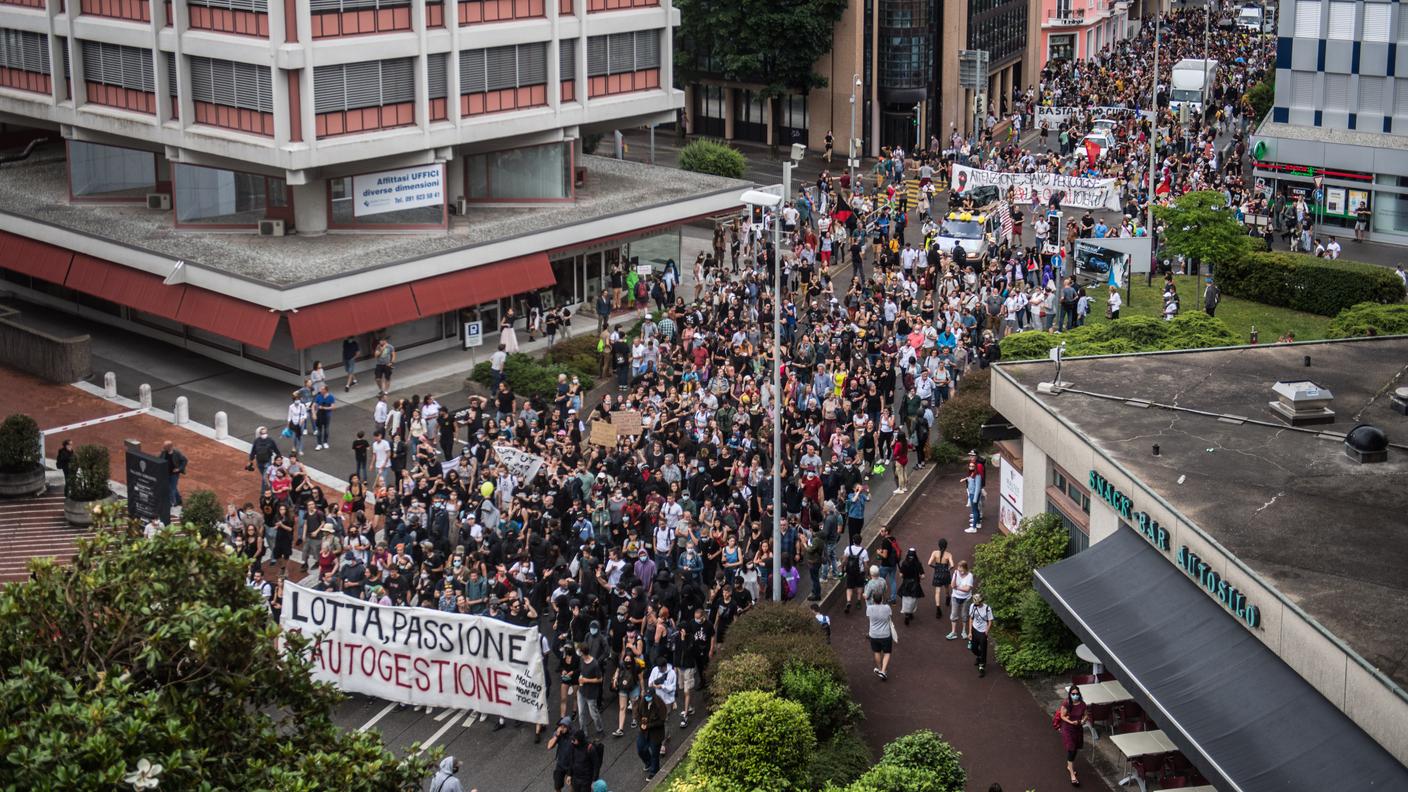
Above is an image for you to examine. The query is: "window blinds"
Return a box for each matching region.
[187,55,273,112]
[560,39,576,81]
[313,57,415,112]
[459,43,548,92]
[80,41,154,92]
[0,29,50,74]
[586,30,662,76]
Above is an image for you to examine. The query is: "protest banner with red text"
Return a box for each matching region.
[281,582,549,724]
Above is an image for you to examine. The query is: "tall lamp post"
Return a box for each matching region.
[848,74,861,193]
[1146,12,1160,292]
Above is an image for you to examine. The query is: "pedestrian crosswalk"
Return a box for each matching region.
[0,490,87,583]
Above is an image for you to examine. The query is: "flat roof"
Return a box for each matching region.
[998,337,1408,689]
[1253,119,1408,151]
[0,145,749,289]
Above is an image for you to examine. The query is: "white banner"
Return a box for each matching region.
[999,458,1023,533]
[494,444,545,482]
[352,165,445,217]
[281,583,549,724]
[951,164,1122,211]
[1034,106,1152,128]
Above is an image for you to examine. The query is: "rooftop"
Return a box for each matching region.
[0,145,749,288]
[998,337,1408,690]
[1253,119,1408,151]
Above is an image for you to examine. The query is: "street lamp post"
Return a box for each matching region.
[849,73,861,193]
[770,151,799,601]
[1147,14,1160,290]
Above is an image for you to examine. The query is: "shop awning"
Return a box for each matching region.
[287,285,419,350]
[0,231,75,284]
[176,287,281,350]
[1036,528,1408,792]
[409,252,555,317]
[66,254,186,321]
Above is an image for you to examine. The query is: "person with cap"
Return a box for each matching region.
[547,717,577,792]
[575,643,607,737]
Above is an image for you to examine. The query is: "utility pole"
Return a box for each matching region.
[848,73,861,193]
[914,102,922,150]
[1146,13,1160,299]
[771,160,794,602]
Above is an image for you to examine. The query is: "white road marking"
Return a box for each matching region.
[416,710,466,753]
[434,707,462,722]
[357,702,397,732]
[42,409,148,435]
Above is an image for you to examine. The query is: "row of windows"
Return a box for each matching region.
[968,5,1027,65]
[81,41,155,92]
[188,0,269,11]
[0,29,50,75]
[188,55,273,112]
[586,31,659,77]
[459,42,548,93]
[308,0,410,10]
[312,58,415,113]
[1292,0,1402,43]
[1285,70,1408,117]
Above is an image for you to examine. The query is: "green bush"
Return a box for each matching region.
[928,440,964,466]
[1000,312,1239,361]
[708,652,776,708]
[679,138,747,179]
[0,413,41,474]
[470,353,594,400]
[993,629,1080,679]
[835,764,961,792]
[181,489,223,536]
[1246,77,1274,122]
[991,589,1080,678]
[935,367,994,451]
[717,628,846,686]
[779,661,863,741]
[687,691,815,792]
[972,512,1068,623]
[542,333,602,380]
[1216,251,1406,316]
[1328,302,1408,338]
[68,444,111,501]
[807,727,873,790]
[878,730,964,783]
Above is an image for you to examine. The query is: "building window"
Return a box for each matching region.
[313,58,416,136]
[0,28,52,94]
[173,163,286,227]
[1363,3,1390,43]
[187,55,274,135]
[328,166,446,229]
[187,0,270,37]
[80,40,156,113]
[428,52,449,120]
[777,93,808,145]
[879,0,928,91]
[734,89,768,143]
[1049,465,1090,513]
[68,140,156,201]
[1293,0,1320,38]
[310,0,412,37]
[584,30,661,97]
[459,42,548,115]
[79,0,151,22]
[1047,503,1088,555]
[458,0,546,25]
[1049,33,1075,62]
[465,142,571,202]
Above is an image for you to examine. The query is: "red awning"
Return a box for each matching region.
[409,252,555,317]
[177,287,281,350]
[0,231,75,284]
[65,254,186,321]
[287,285,419,350]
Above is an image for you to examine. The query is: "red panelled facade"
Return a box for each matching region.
[587,0,656,10]
[187,5,269,36]
[461,84,546,117]
[0,68,50,94]
[316,100,414,137]
[558,0,572,13]
[430,97,448,121]
[79,0,150,21]
[85,81,156,114]
[588,68,658,98]
[560,80,575,102]
[193,101,274,136]
[458,0,543,24]
[427,0,445,26]
[312,6,412,38]
[0,0,48,7]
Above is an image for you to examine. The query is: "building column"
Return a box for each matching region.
[723,86,735,139]
[683,83,694,133]
[765,96,775,146]
[292,179,328,235]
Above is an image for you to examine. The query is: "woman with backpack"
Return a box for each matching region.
[841,535,869,614]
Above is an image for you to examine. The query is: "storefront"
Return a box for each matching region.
[990,338,1408,788]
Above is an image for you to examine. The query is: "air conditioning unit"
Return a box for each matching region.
[146,193,170,210]
[258,219,285,237]
[457,196,469,216]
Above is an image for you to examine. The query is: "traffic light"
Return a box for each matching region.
[974,94,986,118]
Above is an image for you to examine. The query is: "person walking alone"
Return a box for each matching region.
[161,440,188,509]
[1057,685,1090,787]
[897,548,924,625]
[967,591,993,677]
[927,538,953,620]
[963,460,984,533]
[312,384,337,451]
[865,592,895,680]
[636,686,668,780]
[947,560,974,640]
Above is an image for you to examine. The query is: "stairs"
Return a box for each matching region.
[0,490,88,583]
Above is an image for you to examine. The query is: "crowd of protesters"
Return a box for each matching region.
[201,7,1282,791]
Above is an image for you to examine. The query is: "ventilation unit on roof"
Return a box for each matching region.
[1344,424,1389,464]
[1391,387,1408,416]
[1268,380,1335,426]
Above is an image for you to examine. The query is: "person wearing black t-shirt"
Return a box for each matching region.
[675,607,714,727]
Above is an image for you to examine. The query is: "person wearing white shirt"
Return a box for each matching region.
[1326,237,1341,260]
[286,396,309,454]
[371,431,392,486]
[647,658,678,708]
[372,394,389,430]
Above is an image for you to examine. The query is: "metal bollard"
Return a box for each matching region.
[174,396,189,425]
[214,411,228,440]
[139,383,152,409]
[104,371,117,398]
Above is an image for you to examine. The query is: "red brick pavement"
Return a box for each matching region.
[823,468,1110,792]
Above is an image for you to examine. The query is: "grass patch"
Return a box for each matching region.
[1090,275,1332,342]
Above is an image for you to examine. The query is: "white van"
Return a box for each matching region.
[1236,5,1264,32]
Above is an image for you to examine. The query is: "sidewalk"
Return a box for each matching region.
[821,471,1114,792]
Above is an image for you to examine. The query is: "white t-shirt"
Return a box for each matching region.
[866,602,893,640]
[648,664,678,705]
[970,602,994,633]
[372,439,391,469]
[951,570,974,600]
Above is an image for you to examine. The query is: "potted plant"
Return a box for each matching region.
[0,413,45,497]
[64,443,113,526]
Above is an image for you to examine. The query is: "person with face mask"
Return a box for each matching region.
[635,683,669,780]
[1057,685,1090,786]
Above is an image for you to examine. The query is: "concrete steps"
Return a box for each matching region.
[0,490,88,583]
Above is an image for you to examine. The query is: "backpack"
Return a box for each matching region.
[845,547,862,574]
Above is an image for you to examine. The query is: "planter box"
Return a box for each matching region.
[0,464,46,497]
[64,494,114,526]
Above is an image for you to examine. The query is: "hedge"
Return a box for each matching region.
[1327,302,1408,338]
[992,590,1080,678]
[542,333,603,378]
[779,661,863,741]
[1215,251,1406,316]
[972,512,1069,623]
[0,413,40,474]
[470,353,595,401]
[825,730,966,792]
[714,602,845,683]
[679,138,747,179]
[999,312,1238,361]
[708,652,776,707]
[687,691,815,792]
[934,367,994,452]
[807,728,873,791]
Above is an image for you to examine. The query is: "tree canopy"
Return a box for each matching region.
[0,505,436,791]
[1153,189,1259,268]
[675,0,848,97]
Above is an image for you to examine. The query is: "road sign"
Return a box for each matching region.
[959,50,990,90]
[1314,189,1324,203]
[463,321,483,349]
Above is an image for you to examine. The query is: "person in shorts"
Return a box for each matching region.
[373,337,396,394]
[341,335,359,391]
[865,592,894,680]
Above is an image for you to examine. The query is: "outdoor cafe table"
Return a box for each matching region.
[1078,680,1133,706]
[1111,730,1179,791]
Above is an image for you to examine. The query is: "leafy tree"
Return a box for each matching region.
[679,139,747,179]
[687,690,815,791]
[1328,302,1408,338]
[972,512,1070,623]
[0,505,437,790]
[180,488,224,538]
[878,730,965,791]
[1154,190,1258,269]
[1246,76,1274,123]
[675,0,848,98]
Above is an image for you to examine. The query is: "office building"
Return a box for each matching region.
[0,0,749,378]
[1252,0,1408,245]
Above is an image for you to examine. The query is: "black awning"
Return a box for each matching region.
[1036,527,1408,792]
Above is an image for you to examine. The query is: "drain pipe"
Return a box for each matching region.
[0,137,49,166]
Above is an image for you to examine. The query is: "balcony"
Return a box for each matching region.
[1044,3,1111,28]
